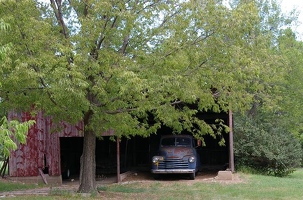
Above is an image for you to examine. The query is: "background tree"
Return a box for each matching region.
[231,0,303,174]
[1,0,301,192]
[277,29,303,142]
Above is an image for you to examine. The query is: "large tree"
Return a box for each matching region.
[0,0,295,192]
[230,0,303,132]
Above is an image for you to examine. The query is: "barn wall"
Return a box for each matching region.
[8,112,84,178]
[9,112,39,176]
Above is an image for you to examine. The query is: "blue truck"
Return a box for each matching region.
[151,135,201,180]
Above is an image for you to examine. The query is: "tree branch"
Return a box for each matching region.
[119,35,130,55]
[50,0,69,38]
[31,65,58,106]
[104,108,138,114]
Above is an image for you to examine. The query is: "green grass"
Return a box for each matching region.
[1,169,303,199]
[0,180,38,192]
[98,169,303,200]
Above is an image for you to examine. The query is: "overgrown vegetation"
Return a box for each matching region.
[234,114,302,176]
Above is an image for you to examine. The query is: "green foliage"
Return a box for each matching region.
[234,114,302,177]
[0,0,296,141]
[275,29,303,141]
[0,116,35,160]
[0,0,302,192]
[0,0,249,138]
[230,0,303,177]
[0,19,11,61]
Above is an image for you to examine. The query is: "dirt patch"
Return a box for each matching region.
[121,170,243,185]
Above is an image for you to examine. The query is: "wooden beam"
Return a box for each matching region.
[228,109,235,172]
[116,137,121,183]
[38,168,48,185]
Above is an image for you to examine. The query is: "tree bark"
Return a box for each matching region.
[78,129,96,193]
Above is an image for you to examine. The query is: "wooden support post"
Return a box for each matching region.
[229,109,235,172]
[116,137,121,183]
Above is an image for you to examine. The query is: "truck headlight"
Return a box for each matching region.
[152,156,164,163]
[188,156,195,163]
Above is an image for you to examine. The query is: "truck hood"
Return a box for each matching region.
[159,147,194,159]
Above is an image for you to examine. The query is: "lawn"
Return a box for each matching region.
[98,169,303,200]
[1,169,303,199]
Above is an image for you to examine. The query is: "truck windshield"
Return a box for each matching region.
[161,138,175,146]
[161,137,191,147]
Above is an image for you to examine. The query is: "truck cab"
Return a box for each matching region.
[151,135,201,180]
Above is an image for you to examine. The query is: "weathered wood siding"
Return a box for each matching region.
[8,112,84,177]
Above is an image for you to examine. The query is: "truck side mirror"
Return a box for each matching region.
[197,140,202,147]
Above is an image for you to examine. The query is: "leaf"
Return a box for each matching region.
[0,116,35,157]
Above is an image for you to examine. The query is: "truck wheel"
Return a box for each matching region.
[189,172,195,180]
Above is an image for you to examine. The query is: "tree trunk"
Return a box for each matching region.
[78,129,96,193]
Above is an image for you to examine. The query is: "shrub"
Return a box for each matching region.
[234,115,302,177]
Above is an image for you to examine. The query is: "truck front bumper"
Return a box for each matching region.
[151,169,195,174]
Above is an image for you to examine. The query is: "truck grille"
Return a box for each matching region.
[158,158,188,169]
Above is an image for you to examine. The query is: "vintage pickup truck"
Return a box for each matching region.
[151,134,201,180]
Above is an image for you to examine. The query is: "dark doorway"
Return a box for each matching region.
[60,137,83,180]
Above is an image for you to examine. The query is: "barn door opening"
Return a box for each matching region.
[60,137,83,180]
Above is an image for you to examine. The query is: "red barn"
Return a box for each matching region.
[8,111,234,185]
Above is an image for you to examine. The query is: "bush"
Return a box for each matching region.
[234,115,302,177]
